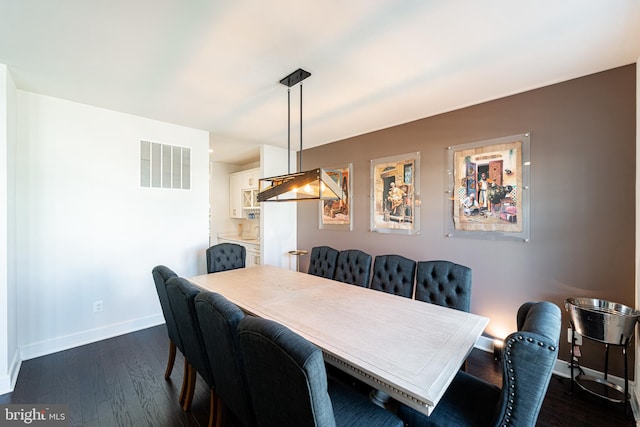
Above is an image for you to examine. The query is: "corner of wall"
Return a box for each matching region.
[0,348,21,394]
[634,55,640,423]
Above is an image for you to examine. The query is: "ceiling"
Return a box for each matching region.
[1,1,639,165]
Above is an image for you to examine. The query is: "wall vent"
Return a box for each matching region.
[140,140,191,190]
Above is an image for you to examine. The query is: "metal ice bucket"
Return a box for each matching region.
[565,297,640,345]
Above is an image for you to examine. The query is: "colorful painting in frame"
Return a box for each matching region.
[447,133,530,241]
[319,164,352,230]
[370,152,421,234]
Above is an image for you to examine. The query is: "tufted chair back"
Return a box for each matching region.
[414,261,472,312]
[166,277,215,412]
[152,265,185,382]
[207,243,246,273]
[307,246,339,279]
[238,316,403,427]
[370,254,417,298]
[152,265,182,353]
[333,249,372,287]
[397,301,561,427]
[195,292,254,427]
[238,316,336,426]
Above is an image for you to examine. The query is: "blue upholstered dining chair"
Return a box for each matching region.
[369,254,417,298]
[414,260,472,312]
[237,316,403,427]
[397,301,561,427]
[166,277,217,419]
[151,266,183,380]
[307,245,339,279]
[195,291,255,427]
[333,249,372,287]
[206,242,246,273]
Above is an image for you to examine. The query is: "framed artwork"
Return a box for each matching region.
[319,164,352,230]
[370,152,421,234]
[445,133,530,242]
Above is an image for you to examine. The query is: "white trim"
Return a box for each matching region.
[19,314,164,361]
[475,334,495,353]
[0,348,21,395]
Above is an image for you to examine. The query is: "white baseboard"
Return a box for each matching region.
[19,314,165,361]
[475,335,495,353]
[0,348,22,395]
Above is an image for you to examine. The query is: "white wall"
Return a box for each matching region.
[0,65,19,393]
[210,160,244,245]
[15,92,209,360]
[260,145,297,269]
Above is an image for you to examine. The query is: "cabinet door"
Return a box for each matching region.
[246,248,261,267]
[241,168,260,189]
[229,173,243,218]
[242,188,260,209]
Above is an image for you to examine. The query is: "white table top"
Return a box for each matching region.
[189,265,489,416]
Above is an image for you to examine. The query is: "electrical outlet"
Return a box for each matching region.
[567,328,582,345]
[93,300,103,313]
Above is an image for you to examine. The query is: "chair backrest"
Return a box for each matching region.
[369,254,416,298]
[165,277,213,387]
[152,265,183,351]
[195,292,254,427]
[307,246,339,279]
[414,260,472,311]
[207,243,246,273]
[238,316,336,427]
[493,301,561,426]
[333,249,372,287]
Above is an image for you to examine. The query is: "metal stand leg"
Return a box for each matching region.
[603,343,609,381]
[570,325,575,395]
[623,345,628,405]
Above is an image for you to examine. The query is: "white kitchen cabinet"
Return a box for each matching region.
[245,243,261,267]
[240,168,260,189]
[242,188,259,209]
[229,172,243,218]
[229,167,261,218]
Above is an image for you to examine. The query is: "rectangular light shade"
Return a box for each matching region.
[257,168,342,202]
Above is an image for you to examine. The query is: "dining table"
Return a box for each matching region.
[188,264,489,416]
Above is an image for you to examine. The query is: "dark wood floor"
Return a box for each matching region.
[1,325,635,426]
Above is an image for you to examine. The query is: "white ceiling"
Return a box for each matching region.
[1,1,639,165]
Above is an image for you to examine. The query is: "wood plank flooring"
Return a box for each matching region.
[1,325,635,426]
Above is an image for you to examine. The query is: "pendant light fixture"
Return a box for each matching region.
[257,68,342,202]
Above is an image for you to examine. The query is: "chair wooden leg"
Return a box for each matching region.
[215,395,224,427]
[164,340,177,379]
[179,357,189,404]
[182,363,197,412]
[208,389,221,427]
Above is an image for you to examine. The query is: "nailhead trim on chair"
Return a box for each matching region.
[497,333,557,426]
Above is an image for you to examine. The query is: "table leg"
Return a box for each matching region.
[370,389,391,409]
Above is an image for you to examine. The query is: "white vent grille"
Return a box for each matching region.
[140,140,191,190]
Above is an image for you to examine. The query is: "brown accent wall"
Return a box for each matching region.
[296,65,636,376]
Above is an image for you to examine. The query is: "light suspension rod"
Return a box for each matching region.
[299,82,303,172]
[287,87,291,174]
